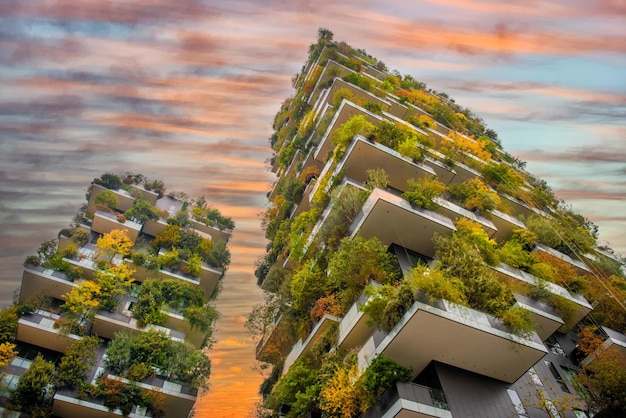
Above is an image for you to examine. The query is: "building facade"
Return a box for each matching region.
[1,173,233,417]
[251,33,626,418]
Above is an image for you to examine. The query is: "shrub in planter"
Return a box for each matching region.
[23,255,41,267]
[502,306,534,338]
[131,252,146,267]
[94,190,119,212]
[127,362,155,381]
[402,177,447,210]
[61,243,79,259]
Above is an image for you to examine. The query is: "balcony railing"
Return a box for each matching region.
[361,381,450,418]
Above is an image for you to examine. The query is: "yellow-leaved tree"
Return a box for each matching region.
[96,229,133,264]
[95,263,135,311]
[60,281,101,335]
[0,341,17,367]
[319,362,361,418]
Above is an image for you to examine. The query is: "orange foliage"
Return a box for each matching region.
[319,362,361,418]
[533,252,580,290]
[447,131,491,162]
[310,294,343,321]
[302,66,323,96]
[577,326,604,356]
[396,88,440,108]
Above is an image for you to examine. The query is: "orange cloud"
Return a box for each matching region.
[346,9,626,57]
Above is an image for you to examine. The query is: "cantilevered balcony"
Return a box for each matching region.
[189,219,232,243]
[54,346,196,418]
[129,183,159,204]
[490,262,592,331]
[289,178,317,219]
[126,259,222,297]
[323,77,390,113]
[580,326,626,367]
[404,103,450,137]
[489,209,526,243]
[92,308,185,342]
[91,210,142,242]
[314,99,383,164]
[335,134,436,193]
[52,393,142,418]
[308,60,356,105]
[87,184,135,214]
[141,216,169,238]
[433,197,497,238]
[337,292,376,351]
[362,64,388,82]
[256,314,293,363]
[103,374,196,418]
[158,261,222,297]
[426,130,483,185]
[513,293,564,341]
[297,145,325,181]
[17,310,82,353]
[62,243,106,281]
[284,180,365,268]
[385,97,410,120]
[498,192,542,219]
[282,314,340,376]
[421,155,456,185]
[19,264,77,304]
[357,294,548,384]
[361,381,451,418]
[349,188,456,259]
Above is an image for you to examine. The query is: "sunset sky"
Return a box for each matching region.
[0,1,624,416]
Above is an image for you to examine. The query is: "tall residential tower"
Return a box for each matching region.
[1,173,233,417]
[251,32,626,418]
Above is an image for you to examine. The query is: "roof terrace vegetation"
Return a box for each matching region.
[249,29,626,417]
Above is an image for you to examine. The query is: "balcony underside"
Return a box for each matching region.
[338,297,375,352]
[350,189,455,259]
[514,294,564,341]
[91,211,141,242]
[255,320,293,364]
[315,100,383,164]
[490,263,592,331]
[365,300,547,384]
[340,136,435,193]
[381,399,451,418]
[490,210,526,243]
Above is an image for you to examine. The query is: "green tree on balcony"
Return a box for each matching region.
[125,199,160,223]
[55,335,100,388]
[94,190,119,212]
[8,355,55,416]
[402,177,447,210]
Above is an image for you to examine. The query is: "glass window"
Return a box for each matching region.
[507,388,528,416]
[545,361,570,393]
[529,367,543,386]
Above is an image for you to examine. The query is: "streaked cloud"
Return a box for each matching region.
[0,1,624,416]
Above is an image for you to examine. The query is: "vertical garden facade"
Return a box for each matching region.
[1,173,233,417]
[250,32,626,418]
